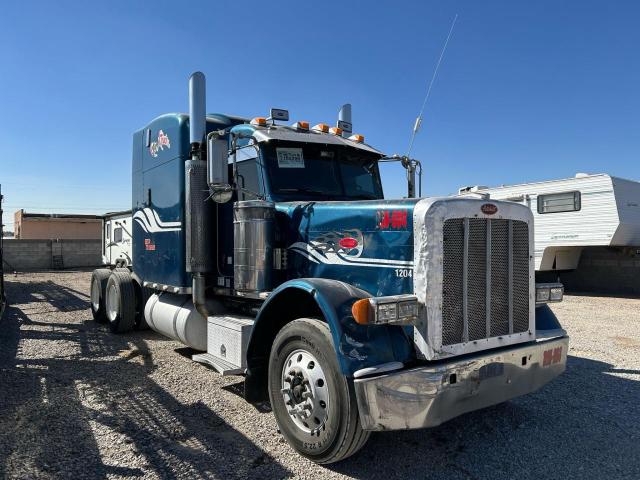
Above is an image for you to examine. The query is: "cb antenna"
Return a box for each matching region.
[406,13,458,158]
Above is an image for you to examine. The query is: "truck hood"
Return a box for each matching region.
[276,198,421,297]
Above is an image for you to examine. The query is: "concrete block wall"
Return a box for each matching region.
[538,246,640,296]
[61,240,102,268]
[2,239,101,271]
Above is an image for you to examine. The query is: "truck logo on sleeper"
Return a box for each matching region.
[144,238,156,251]
[149,130,170,157]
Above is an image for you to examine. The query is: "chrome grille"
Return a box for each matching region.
[442,218,530,346]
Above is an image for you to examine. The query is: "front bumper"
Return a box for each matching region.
[354,336,569,431]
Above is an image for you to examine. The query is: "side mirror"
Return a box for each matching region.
[207,135,232,203]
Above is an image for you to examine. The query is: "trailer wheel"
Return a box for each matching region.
[268,318,370,464]
[105,270,137,333]
[90,268,111,323]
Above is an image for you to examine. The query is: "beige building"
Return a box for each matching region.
[14,210,102,240]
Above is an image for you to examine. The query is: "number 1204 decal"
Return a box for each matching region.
[395,269,413,278]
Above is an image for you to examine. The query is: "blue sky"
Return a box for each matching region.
[1,1,639,229]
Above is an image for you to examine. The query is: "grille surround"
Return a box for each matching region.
[412,197,535,361]
[442,218,530,347]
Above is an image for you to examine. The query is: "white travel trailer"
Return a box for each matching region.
[459,174,640,272]
[102,210,132,268]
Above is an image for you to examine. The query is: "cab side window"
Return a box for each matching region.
[233,139,262,201]
[237,159,260,200]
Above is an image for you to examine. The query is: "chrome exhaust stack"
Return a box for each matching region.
[186,72,213,317]
[338,103,352,138]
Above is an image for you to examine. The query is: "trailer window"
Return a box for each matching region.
[113,227,123,243]
[537,191,581,214]
[106,224,111,240]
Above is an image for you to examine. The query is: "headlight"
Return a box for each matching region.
[536,286,550,302]
[352,295,419,325]
[536,283,564,304]
[549,286,564,301]
[377,303,398,323]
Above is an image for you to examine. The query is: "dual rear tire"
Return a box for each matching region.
[90,269,111,323]
[90,268,138,333]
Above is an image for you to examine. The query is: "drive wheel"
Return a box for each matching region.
[90,269,111,323]
[268,318,369,464]
[105,270,136,333]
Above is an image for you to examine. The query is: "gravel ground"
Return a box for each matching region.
[0,271,638,480]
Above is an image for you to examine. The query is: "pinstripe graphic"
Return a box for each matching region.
[133,208,181,233]
[288,241,413,269]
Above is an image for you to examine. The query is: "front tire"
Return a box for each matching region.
[90,269,111,323]
[268,318,370,464]
[105,270,136,333]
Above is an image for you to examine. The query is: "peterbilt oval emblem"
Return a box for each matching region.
[338,237,359,249]
[481,203,498,215]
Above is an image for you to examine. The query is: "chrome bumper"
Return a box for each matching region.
[354,336,569,431]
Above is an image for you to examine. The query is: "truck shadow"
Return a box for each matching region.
[0,279,291,480]
[2,278,91,312]
[332,354,640,479]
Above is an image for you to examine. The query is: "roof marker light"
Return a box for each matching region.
[312,123,330,133]
[292,121,309,130]
[329,127,343,136]
[348,134,365,143]
[250,117,267,126]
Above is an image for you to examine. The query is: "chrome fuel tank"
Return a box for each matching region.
[144,293,207,351]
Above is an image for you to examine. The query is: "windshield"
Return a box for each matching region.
[261,141,384,200]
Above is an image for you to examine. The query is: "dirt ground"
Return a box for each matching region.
[0,271,638,479]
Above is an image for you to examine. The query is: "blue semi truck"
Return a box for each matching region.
[90,72,569,463]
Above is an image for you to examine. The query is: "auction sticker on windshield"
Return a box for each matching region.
[277,148,305,168]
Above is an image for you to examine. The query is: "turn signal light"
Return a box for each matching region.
[250,117,267,126]
[352,295,420,326]
[348,134,365,143]
[329,127,343,136]
[292,121,309,130]
[312,123,330,133]
[352,299,372,325]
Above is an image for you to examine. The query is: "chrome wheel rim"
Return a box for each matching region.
[106,284,118,322]
[280,348,330,435]
[90,278,100,311]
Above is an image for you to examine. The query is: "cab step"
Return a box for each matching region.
[192,314,254,375]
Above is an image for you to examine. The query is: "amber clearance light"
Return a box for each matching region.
[312,123,330,133]
[250,117,267,126]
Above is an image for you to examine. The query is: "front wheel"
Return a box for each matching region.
[268,318,370,464]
